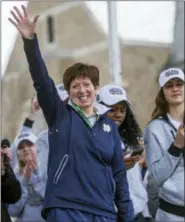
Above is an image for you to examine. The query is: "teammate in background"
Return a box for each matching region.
[144,68,184,221]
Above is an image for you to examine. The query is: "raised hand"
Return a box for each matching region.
[174,124,185,149]
[28,96,40,121]
[23,149,38,179]
[8,5,39,39]
[2,148,12,161]
[31,96,40,113]
[23,164,32,179]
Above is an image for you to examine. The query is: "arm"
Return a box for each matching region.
[144,128,183,186]
[30,170,47,198]
[23,35,62,126]
[147,174,159,217]
[112,125,135,222]
[9,6,63,127]
[1,165,21,204]
[36,130,49,176]
[8,175,29,217]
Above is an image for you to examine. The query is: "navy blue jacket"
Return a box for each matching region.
[23,35,135,222]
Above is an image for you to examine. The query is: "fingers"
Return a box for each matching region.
[178,124,184,137]
[8,5,26,27]
[21,5,28,18]
[9,5,40,29]
[178,123,184,131]
[27,161,37,171]
[10,10,20,23]
[3,148,12,161]
[31,96,34,103]
[27,153,38,169]
[32,15,40,25]
[14,6,23,20]
[23,165,32,178]
[6,153,12,161]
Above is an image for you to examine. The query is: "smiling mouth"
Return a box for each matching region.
[78,96,89,102]
[172,94,181,97]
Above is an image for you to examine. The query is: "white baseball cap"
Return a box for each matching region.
[97,84,131,106]
[15,132,37,148]
[159,68,184,87]
[56,84,69,101]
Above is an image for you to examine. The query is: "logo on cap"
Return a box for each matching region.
[109,88,123,95]
[165,69,179,77]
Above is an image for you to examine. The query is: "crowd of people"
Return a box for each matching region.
[1,5,184,222]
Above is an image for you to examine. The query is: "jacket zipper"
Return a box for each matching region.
[53,154,69,184]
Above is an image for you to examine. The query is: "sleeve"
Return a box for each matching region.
[1,165,22,204]
[111,124,135,222]
[22,118,34,130]
[23,35,65,127]
[8,175,29,217]
[144,127,183,186]
[36,130,49,177]
[147,174,159,217]
[29,170,47,198]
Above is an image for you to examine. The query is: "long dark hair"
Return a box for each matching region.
[119,102,143,147]
[100,101,143,147]
[151,88,185,124]
[151,88,168,121]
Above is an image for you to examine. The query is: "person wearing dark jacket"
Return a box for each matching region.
[1,148,21,222]
[8,5,135,222]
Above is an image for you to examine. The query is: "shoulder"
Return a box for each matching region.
[101,114,117,127]
[145,117,168,133]
[37,129,48,139]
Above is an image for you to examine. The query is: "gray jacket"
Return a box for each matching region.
[144,117,184,206]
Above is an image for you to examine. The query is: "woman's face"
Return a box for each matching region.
[107,102,127,126]
[17,141,36,163]
[69,77,98,111]
[163,78,184,106]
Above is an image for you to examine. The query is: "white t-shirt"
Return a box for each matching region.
[167,114,181,130]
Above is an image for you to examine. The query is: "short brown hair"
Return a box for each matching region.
[63,63,100,91]
[151,89,168,120]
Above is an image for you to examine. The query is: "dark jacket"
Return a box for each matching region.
[1,164,21,222]
[23,35,135,222]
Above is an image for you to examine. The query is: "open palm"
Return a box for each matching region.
[8,5,39,39]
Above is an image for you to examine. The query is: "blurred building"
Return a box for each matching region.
[2,1,170,140]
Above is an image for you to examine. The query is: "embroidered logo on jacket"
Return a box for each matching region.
[103,123,111,132]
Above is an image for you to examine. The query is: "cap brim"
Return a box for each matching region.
[161,76,184,87]
[104,97,131,106]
